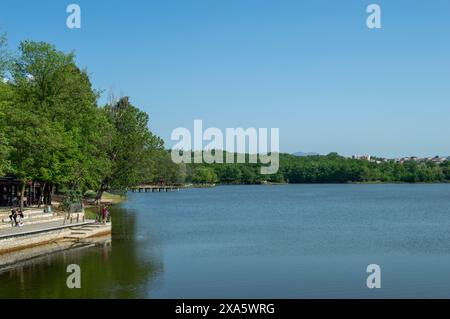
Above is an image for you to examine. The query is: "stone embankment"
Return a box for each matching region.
[0,208,111,255]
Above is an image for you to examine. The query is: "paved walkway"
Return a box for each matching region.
[0,220,96,238]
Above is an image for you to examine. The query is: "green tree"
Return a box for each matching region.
[94,97,164,202]
[0,82,12,176]
[6,41,110,208]
[0,32,11,176]
[192,167,218,184]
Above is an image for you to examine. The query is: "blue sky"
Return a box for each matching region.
[1,0,449,157]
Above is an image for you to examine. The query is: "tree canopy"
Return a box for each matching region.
[94,96,165,202]
[180,152,450,185]
[0,37,164,208]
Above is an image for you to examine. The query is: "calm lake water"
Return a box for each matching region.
[2,184,450,298]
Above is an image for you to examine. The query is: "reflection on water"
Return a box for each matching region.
[0,234,113,271]
[0,206,163,298]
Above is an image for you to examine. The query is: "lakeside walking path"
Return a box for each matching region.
[0,219,112,270]
[0,207,112,255]
[0,220,96,239]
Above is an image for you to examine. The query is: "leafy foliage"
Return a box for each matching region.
[94,96,165,201]
[0,37,164,207]
[183,152,450,185]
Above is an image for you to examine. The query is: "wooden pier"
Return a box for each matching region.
[130,185,180,193]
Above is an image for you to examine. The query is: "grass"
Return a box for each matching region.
[83,191,125,220]
[84,207,98,220]
[101,191,126,204]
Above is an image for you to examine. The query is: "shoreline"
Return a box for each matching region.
[0,222,111,255]
[186,181,450,187]
[0,192,122,263]
[0,234,112,270]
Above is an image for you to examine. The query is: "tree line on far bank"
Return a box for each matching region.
[0,33,173,209]
[175,152,450,185]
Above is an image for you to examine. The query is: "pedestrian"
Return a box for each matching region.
[102,205,108,224]
[9,208,18,227]
[17,209,24,226]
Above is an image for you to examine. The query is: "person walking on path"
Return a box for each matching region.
[9,208,18,227]
[102,205,110,224]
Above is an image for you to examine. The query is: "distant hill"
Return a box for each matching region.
[293,151,320,157]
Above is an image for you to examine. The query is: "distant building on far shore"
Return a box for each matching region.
[352,155,372,161]
[349,154,448,164]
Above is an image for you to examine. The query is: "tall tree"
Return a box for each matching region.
[94,97,164,202]
[5,41,109,208]
[0,32,11,176]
